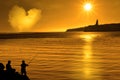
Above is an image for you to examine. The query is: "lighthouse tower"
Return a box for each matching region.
[95,19,99,26]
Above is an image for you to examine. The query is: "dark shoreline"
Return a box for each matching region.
[0,32,70,39]
[0,32,120,39]
[66,20,120,32]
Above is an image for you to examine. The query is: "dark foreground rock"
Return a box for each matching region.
[0,63,30,80]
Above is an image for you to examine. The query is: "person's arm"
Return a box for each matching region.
[26,64,28,66]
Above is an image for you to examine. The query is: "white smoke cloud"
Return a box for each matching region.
[8,5,41,32]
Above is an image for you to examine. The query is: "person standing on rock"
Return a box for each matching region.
[21,60,28,75]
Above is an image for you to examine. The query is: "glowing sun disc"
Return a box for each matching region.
[84,3,92,11]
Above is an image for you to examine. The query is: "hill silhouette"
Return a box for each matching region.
[67,20,120,32]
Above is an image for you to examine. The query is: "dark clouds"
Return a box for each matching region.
[0,0,120,32]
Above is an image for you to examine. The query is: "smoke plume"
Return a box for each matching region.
[9,5,41,32]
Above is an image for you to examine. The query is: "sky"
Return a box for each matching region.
[0,0,120,32]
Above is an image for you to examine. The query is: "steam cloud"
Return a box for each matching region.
[9,5,41,32]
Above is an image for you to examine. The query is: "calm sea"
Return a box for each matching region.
[0,32,120,80]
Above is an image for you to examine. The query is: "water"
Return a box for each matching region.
[0,32,120,80]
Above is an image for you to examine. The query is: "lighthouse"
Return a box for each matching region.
[95,19,99,26]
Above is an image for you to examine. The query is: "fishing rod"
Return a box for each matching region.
[18,47,39,65]
[13,49,38,67]
[27,52,38,65]
[19,47,37,65]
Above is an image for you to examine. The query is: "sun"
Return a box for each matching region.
[84,3,92,11]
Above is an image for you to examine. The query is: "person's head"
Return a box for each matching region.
[22,60,25,63]
[8,60,11,64]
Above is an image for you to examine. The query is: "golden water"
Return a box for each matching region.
[0,32,119,80]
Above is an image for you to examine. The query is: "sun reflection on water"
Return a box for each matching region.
[83,44,92,59]
[80,34,97,59]
[80,34,97,42]
[79,33,101,80]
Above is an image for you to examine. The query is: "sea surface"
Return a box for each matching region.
[0,32,120,80]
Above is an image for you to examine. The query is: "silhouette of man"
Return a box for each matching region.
[0,63,5,79]
[0,63,4,71]
[6,60,13,72]
[21,60,28,75]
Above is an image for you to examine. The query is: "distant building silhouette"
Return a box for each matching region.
[95,19,99,26]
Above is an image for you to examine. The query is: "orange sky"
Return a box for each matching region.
[0,0,120,32]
